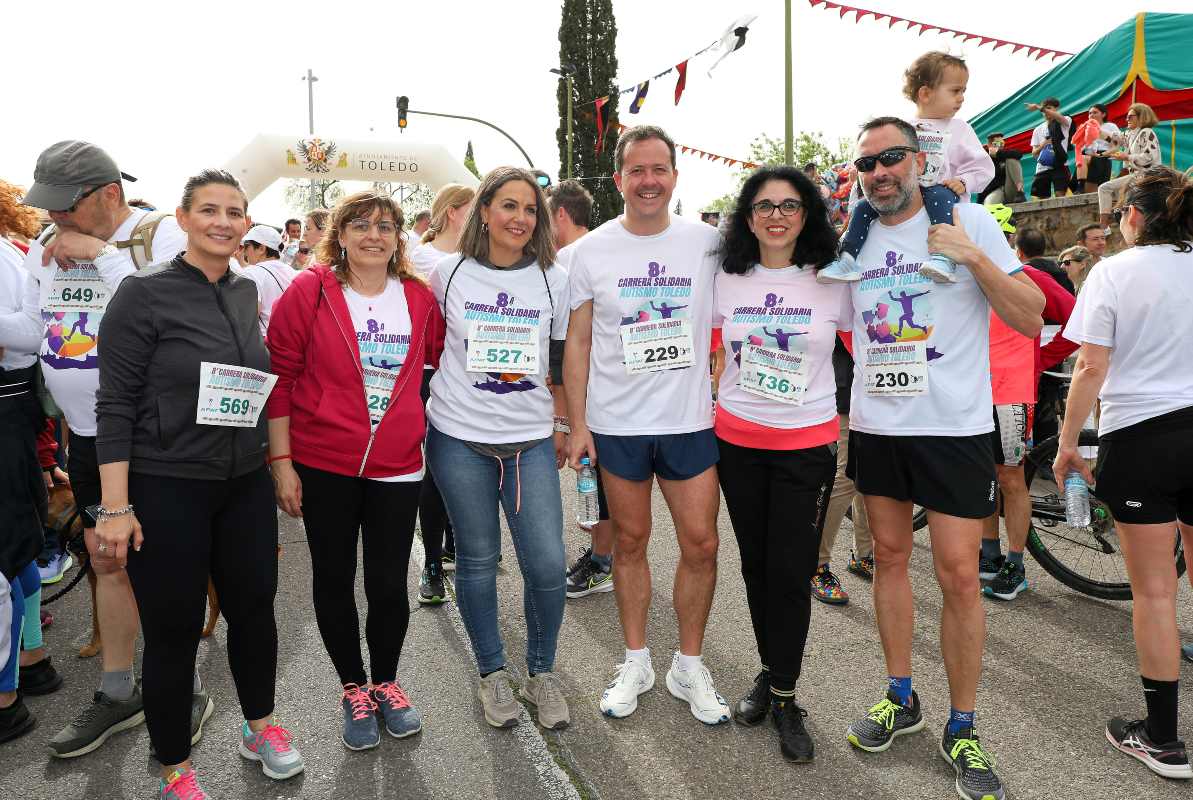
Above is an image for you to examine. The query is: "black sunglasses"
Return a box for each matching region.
[1112,206,1129,224]
[853,146,918,173]
[1059,258,1086,266]
[64,183,109,214]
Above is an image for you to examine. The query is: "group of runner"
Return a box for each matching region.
[0,60,1191,800]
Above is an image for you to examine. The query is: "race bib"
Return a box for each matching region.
[466,321,539,375]
[46,264,111,313]
[863,343,929,396]
[917,126,952,187]
[620,318,695,375]
[363,365,398,425]
[195,362,277,427]
[740,344,811,405]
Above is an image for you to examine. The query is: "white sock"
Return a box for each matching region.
[676,652,703,672]
[625,647,650,666]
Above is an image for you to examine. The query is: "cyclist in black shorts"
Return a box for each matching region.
[1055,166,1193,780]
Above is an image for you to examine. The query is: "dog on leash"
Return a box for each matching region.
[47,484,224,655]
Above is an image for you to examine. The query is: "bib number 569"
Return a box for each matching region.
[219,397,251,415]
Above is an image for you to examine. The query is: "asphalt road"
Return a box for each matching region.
[3,483,1191,799]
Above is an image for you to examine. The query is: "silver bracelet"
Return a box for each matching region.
[553,416,571,434]
[97,504,135,520]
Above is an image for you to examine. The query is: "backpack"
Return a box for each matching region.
[40,210,171,269]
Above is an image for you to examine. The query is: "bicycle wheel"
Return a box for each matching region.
[1023,432,1186,600]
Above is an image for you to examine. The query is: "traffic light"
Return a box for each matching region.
[397,96,409,131]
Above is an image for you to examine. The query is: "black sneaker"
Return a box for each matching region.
[418,561,447,605]
[978,554,1005,581]
[48,684,146,758]
[733,671,770,726]
[565,553,613,599]
[846,690,924,752]
[982,560,1028,601]
[940,726,1005,800]
[441,549,456,572]
[18,656,63,695]
[565,547,592,578]
[1106,716,1193,780]
[0,695,37,744]
[772,700,814,763]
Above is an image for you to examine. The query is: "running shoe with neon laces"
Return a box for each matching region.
[811,564,849,605]
[773,700,814,763]
[600,659,655,719]
[847,551,875,581]
[940,726,1005,800]
[372,681,422,738]
[339,683,380,751]
[565,546,591,578]
[816,254,861,284]
[566,553,613,599]
[477,669,521,728]
[159,767,207,800]
[919,254,958,284]
[418,561,447,605]
[733,671,770,726]
[982,560,1027,601]
[978,554,1005,581]
[38,552,73,585]
[1105,716,1193,780]
[239,720,304,780]
[665,653,730,725]
[846,690,924,752]
[524,672,570,730]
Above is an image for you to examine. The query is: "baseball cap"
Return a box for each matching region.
[241,225,283,252]
[23,141,137,212]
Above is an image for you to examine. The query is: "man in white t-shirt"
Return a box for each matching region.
[12,141,208,760]
[841,118,1043,800]
[239,224,295,334]
[565,125,730,725]
[1028,97,1073,200]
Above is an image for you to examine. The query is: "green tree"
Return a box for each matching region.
[464,141,480,179]
[704,131,853,212]
[557,0,622,226]
[284,179,342,213]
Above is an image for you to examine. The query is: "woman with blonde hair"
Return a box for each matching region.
[409,184,475,278]
[266,190,445,751]
[1056,244,1093,292]
[1098,103,1162,230]
[424,167,571,730]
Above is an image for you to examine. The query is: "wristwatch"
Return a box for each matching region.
[95,243,119,260]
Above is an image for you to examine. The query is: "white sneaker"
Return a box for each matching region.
[600,659,655,718]
[664,653,730,725]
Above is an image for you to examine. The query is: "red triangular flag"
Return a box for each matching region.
[674,60,688,105]
[888,16,901,27]
[594,96,611,154]
[681,145,690,154]
[726,159,736,167]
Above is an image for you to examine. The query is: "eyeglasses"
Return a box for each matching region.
[751,199,804,218]
[1112,206,1129,224]
[346,218,399,237]
[1059,258,1086,266]
[64,184,109,214]
[1126,111,1139,118]
[853,146,918,173]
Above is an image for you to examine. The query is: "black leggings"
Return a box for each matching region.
[419,368,454,561]
[716,438,836,693]
[126,467,279,766]
[295,462,419,686]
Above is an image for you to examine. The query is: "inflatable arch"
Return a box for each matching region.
[223,134,480,200]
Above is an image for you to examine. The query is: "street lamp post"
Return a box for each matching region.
[302,69,319,210]
[784,1,793,165]
[551,65,576,180]
[396,97,535,168]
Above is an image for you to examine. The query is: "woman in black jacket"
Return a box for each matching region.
[94,169,303,800]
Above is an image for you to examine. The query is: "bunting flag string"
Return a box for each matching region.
[674,60,688,106]
[616,124,758,170]
[807,1,1073,60]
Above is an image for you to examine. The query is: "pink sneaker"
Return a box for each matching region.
[239,720,305,780]
[159,768,207,800]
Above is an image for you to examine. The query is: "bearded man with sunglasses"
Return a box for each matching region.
[4,141,213,760]
[840,118,1043,800]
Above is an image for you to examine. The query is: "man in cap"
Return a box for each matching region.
[238,224,295,334]
[7,141,214,759]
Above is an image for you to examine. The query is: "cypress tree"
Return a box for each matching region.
[557,0,623,226]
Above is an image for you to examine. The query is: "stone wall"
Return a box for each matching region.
[1005,193,1125,256]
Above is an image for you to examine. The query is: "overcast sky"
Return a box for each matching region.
[4,1,1186,226]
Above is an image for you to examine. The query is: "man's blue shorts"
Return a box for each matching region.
[591,429,719,482]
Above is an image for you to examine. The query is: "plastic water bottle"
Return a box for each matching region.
[1064,471,1091,528]
[576,457,600,527]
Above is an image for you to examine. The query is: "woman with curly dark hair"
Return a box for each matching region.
[713,164,848,763]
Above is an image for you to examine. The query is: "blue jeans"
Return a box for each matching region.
[426,426,565,675]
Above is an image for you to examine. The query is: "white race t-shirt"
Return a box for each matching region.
[568,215,721,435]
[714,264,849,428]
[343,279,419,480]
[240,258,295,335]
[0,238,38,370]
[1089,121,1122,155]
[408,242,450,280]
[1031,117,1073,171]
[848,203,1022,437]
[19,211,187,436]
[1063,245,1193,435]
[428,255,570,444]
